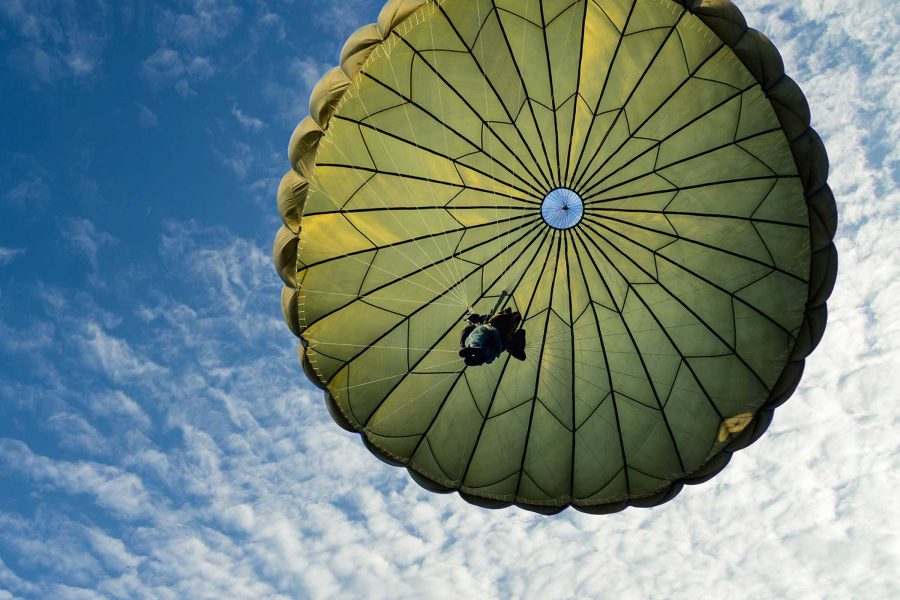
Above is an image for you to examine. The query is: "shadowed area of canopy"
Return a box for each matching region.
[273,0,837,514]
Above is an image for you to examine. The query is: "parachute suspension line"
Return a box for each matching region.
[298,235,455,301]
[309,340,462,354]
[464,286,513,320]
[359,225,550,435]
[378,23,472,309]
[486,290,510,321]
[308,12,473,309]
[457,230,558,487]
[306,164,467,310]
[424,7,470,305]
[299,289,463,309]
[476,0,507,314]
[299,215,542,334]
[333,358,462,394]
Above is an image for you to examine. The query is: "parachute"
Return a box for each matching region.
[273,0,837,514]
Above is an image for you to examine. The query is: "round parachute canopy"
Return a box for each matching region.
[275,0,837,514]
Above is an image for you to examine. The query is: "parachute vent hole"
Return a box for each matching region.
[541,188,584,230]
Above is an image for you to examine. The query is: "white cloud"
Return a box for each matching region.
[313,0,382,39]
[173,79,196,98]
[136,104,158,128]
[289,56,327,95]
[88,391,152,430]
[2,174,50,210]
[255,11,286,42]
[264,56,330,124]
[0,555,39,598]
[0,312,55,356]
[85,528,142,573]
[141,47,190,97]
[139,0,241,95]
[45,412,107,455]
[0,247,25,266]
[159,220,274,322]
[141,47,183,82]
[231,104,265,132]
[158,0,242,51]
[141,48,215,97]
[78,322,165,384]
[186,55,214,80]
[215,141,255,179]
[58,217,116,272]
[0,439,153,521]
[0,0,109,84]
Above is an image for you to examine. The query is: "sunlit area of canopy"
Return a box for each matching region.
[294,0,811,508]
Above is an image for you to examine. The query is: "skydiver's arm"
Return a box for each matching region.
[460,324,476,348]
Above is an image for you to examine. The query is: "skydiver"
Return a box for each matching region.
[458,307,527,366]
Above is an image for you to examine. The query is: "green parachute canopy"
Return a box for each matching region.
[273,0,837,514]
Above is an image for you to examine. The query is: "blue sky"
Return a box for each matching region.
[1,1,898,598]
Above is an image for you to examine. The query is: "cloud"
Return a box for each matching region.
[87,391,152,431]
[136,104,158,128]
[139,0,242,95]
[85,528,142,573]
[141,48,214,97]
[157,0,242,51]
[58,217,116,277]
[0,0,109,84]
[231,104,265,132]
[78,322,165,384]
[186,55,214,79]
[158,220,276,325]
[263,56,330,125]
[312,0,383,39]
[0,247,25,266]
[214,141,255,179]
[2,174,50,210]
[45,412,107,455]
[254,10,285,43]
[0,556,39,598]
[141,47,183,83]
[0,439,153,521]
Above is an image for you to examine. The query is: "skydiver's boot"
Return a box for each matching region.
[508,329,526,361]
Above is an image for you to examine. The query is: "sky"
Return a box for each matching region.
[0,0,898,598]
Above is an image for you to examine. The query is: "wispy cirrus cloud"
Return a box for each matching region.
[142,47,215,97]
[231,104,265,132]
[0,247,26,266]
[157,0,242,50]
[136,103,159,128]
[2,162,51,212]
[0,0,110,84]
[57,217,117,289]
[262,56,330,125]
[0,439,154,521]
[78,322,166,384]
[140,0,242,96]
